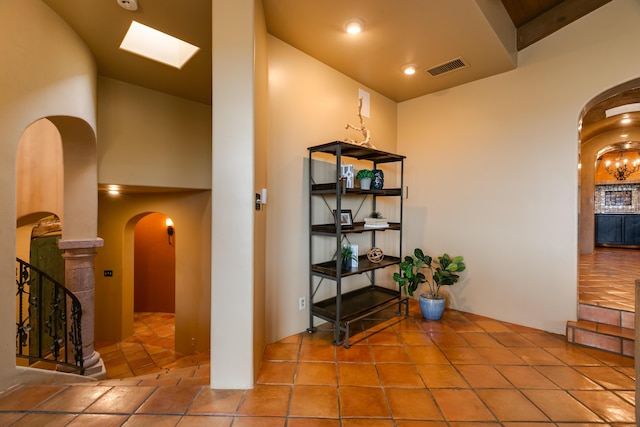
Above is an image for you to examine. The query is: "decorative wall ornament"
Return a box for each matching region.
[344,97,375,149]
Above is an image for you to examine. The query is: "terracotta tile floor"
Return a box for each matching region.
[579,247,640,312]
[95,312,210,379]
[1,247,637,425]
[1,299,636,425]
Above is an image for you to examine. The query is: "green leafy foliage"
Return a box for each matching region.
[341,245,355,261]
[392,249,465,297]
[356,169,374,180]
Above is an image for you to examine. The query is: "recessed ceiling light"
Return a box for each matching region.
[345,18,364,34]
[402,65,417,75]
[116,0,138,11]
[119,21,200,69]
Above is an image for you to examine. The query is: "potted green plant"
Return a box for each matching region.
[356,169,374,190]
[392,248,466,320]
[340,245,356,270]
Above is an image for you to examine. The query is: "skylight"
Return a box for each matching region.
[119,21,199,69]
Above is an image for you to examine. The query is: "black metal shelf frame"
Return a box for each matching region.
[307,141,407,347]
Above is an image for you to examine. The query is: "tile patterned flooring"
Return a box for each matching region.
[566,247,640,355]
[1,300,637,425]
[95,312,210,379]
[579,247,640,312]
[0,247,637,425]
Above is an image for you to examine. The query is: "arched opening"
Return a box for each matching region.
[15,119,65,370]
[94,211,185,377]
[574,79,640,347]
[14,116,102,374]
[578,79,640,253]
[122,211,178,343]
[131,212,177,356]
[134,212,176,314]
[95,189,211,377]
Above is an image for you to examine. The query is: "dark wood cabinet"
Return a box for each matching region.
[595,214,640,246]
[623,215,640,244]
[307,142,407,347]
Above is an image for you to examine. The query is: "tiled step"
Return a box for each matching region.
[566,319,634,357]
[565,303,635,357]
[577,303,635,328]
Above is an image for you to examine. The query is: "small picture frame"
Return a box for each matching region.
[333,209,354,228]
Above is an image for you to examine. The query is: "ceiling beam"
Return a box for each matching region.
[517,0,612,50]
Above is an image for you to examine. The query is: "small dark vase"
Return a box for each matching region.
[372,169,384,190]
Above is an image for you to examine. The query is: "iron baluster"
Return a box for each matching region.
[15,258,84,374]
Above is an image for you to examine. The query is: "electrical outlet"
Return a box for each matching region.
[191,337,196,347]
[298,297,306,310]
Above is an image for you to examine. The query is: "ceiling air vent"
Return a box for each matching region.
[426,57,467,77]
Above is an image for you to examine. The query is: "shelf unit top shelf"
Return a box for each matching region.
[308,141,405,164]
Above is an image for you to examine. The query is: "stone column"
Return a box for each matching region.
[59,238,104,377]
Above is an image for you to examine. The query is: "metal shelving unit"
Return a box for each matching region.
[307,141,408,347]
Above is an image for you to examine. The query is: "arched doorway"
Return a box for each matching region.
[94,211,182,376]
[96,190,211,357]
[14,116,103,375]
[572,79,640,355]
[578,79,640,253]
[134,212,176,313]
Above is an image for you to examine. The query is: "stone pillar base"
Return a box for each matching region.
[84,356,107,380]
[59,238,104,376]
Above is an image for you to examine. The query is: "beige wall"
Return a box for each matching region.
[398,0,640,334]
[253,0,268,379]
[265,35,398,343]
[0,0,97,390]
[16,120,63,221]
[94,64,213,352]
[5,0,640,392]
[210,0,257,388]
[264,0,640,340]
[97,77,212,189]
[96,191,211,353]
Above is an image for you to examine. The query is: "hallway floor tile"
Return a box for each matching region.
[1,247,636,425]
[1,299,635,425]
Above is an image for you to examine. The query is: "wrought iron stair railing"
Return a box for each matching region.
[15,258,84,374]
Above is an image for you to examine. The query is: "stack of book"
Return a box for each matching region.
[364,217,389,228]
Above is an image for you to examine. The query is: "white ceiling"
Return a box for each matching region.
[261,0,516,102]
[40,0,518,105]
[40,0,603,105]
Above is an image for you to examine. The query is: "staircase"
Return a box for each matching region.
[566,302,635,357]
[15,258,84,374]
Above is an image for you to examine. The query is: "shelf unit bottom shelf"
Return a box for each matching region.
[310,286,409,347]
